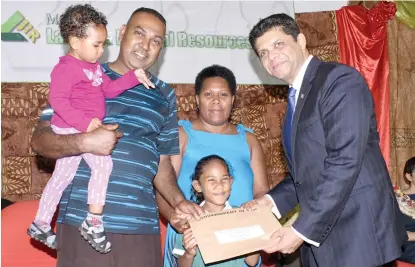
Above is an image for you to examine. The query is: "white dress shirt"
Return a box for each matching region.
[266,55,320,247]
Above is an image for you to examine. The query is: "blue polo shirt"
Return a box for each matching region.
[40,63,179,235]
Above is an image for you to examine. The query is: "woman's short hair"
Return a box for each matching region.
[195,65,237,96]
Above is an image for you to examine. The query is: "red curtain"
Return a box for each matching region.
[336,2,396,169]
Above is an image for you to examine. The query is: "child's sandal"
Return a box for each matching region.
[27,222,57,249]
[79,220,111,253]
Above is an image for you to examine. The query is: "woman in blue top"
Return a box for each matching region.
[160,65,269,267]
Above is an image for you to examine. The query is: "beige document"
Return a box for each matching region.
[188,207,282,264]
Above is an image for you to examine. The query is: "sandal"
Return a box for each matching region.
[79,220,111,253]
[27,222,57,249]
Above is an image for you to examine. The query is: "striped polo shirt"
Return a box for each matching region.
[40,63,179,235]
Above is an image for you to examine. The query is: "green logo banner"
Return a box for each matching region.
[1,11,40,43]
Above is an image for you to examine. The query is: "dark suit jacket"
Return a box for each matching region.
[269,57,407,267]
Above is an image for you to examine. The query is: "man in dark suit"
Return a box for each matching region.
[246,13,407,267]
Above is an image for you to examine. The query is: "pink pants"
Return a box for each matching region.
[35,125,113,225]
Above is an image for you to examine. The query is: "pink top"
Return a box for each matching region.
[49,55,139,132]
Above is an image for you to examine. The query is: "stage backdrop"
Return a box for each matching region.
[1,1,346,84]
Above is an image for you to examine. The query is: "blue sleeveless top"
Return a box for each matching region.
[164,120,256,267]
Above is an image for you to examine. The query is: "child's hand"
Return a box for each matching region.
[182,228,197,256]
[86,118,102,132]
[134,68,155,89]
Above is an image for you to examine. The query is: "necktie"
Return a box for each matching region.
[283,87,296,161]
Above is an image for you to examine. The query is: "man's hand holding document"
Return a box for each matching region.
[188,206,282,264]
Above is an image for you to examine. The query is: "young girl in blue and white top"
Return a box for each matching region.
[173,155,260,267]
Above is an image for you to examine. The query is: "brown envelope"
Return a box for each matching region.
[188,207,282,264]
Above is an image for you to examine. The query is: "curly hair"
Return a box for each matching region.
[59,4,107,43]
[191,155,232,205]
[195,65,237,96]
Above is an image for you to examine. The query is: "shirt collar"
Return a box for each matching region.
[200,201,232,213]
[291,55,313,90]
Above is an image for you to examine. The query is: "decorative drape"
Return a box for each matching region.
[350,1,415,29]
[395,1,415,29]
[336,2,396,169]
